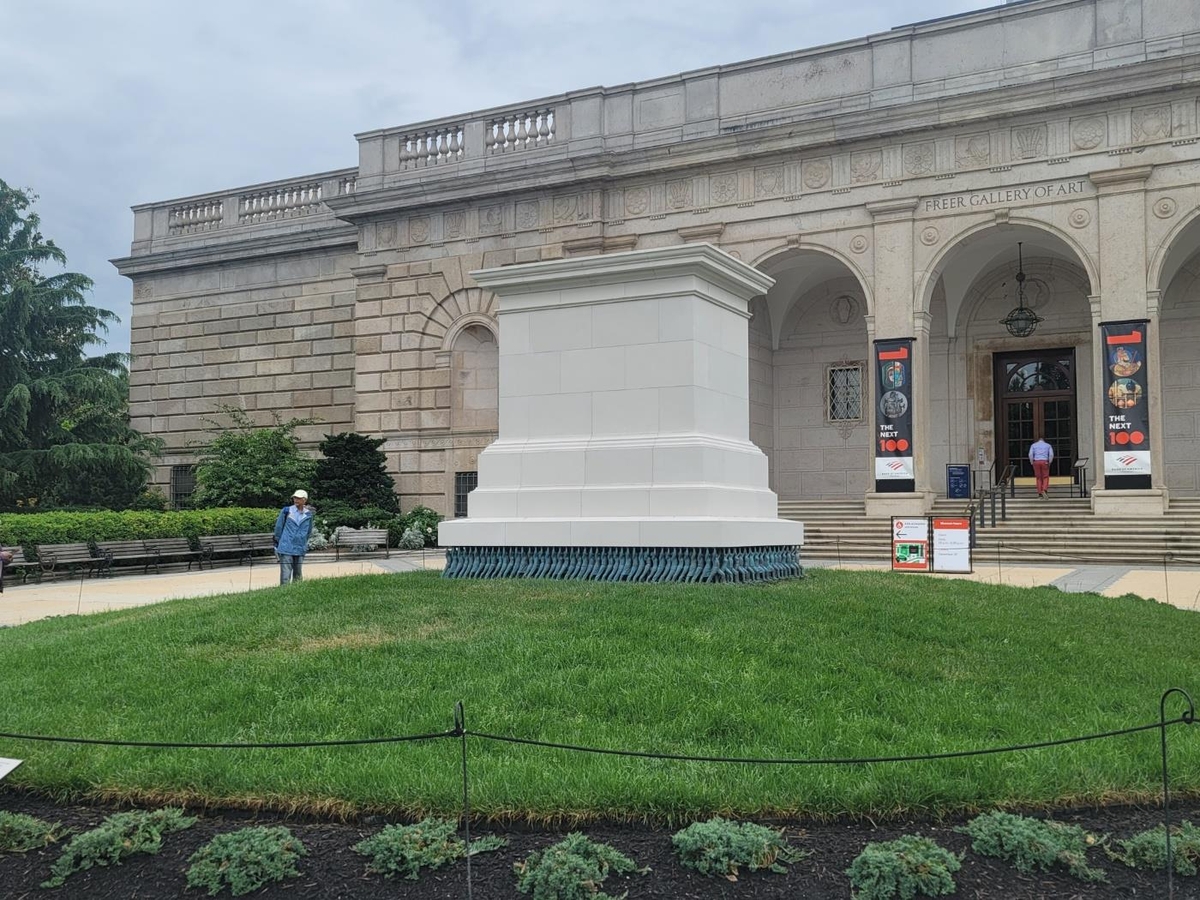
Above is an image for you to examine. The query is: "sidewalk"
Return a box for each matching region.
[0,551,446,627]
[2,551,1197,627]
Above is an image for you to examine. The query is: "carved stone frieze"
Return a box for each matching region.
[444,210,465,239]
[516,200,540,229]
[1071,117,1106,150]
[409,217,430,244]
[903,142,935,176]
[754,165,783,198]
[710,173,738,204]
[955,133,991,169]
[850,150,882,184]
[1068,208,1091,228]
[479,205,503,234]
[1012,125,1047,159]
[802,158,831,190]
[1153,197,1178,219]
[1133,105,1171,143]
[625,186,650,216]
[666,179,693,209]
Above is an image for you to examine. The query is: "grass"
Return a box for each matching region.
[0,569,1197,821]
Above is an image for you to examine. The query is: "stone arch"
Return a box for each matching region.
[1150,206,1200,294]
[918,217,1098,338]
[441,312,498,351]
[414,286,498,350]
[752,242,875,350]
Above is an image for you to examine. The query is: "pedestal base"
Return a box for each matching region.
[443,544,802,582]
[1090,488,1167,517]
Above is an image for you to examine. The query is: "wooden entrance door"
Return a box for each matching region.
[995,349,1076,479]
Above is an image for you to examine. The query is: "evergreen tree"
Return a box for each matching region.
[0,180,160,509]
[311,432,399,512]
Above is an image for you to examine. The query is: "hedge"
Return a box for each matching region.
[0,509,279,553]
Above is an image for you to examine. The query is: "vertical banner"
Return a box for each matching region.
[874,338,915,492]
[1100,320,1152,490]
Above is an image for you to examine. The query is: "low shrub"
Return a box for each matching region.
[353,817,505,881]
[1106,820,1200,875]
[402,505,441,547]
[186,825,307,896]
[514,832,642,900]
[846,834,961,900]
[41,807,195,888]
[398,525,425,550]
[0,811,68,852]
[960,811,1106,882]
[0,508,277,554]
[672,816,807,878]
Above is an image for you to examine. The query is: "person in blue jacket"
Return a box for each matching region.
[274,489,315,584]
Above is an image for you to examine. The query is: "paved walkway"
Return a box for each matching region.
[0,551,446,627]
[2,551,1198,626]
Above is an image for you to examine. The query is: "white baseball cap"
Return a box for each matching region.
[292,490,309,500]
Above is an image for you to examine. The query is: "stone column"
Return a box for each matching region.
[1089,165,1166,516]
[864,199,932,517]
[438,244,804,581]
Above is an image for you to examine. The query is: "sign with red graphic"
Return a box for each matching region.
[1100,320,1151,489]
[874,338,915,492]
[891,517,929,571]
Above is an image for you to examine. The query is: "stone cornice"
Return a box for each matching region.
[111,225,358,277]
[1089,165,1155,189]
[327,53,1200,222]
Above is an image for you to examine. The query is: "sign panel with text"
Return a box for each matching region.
[874,338,915,493]
[1100,320,1152,489]
[932,517,972,573]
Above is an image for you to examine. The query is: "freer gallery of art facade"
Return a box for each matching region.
[115,0,1200,525]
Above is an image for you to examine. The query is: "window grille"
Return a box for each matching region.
[170,465,197,509]
[827,363,864,422]
[454,471,478,519]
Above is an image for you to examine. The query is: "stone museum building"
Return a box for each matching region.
[115,0,1200,523]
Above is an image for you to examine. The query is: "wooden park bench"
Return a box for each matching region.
[332,527,391,561]
[34,543,104,580]
[94,539,158,576]
[143,537,205,572]
[199,533,277,567]
[1,547,40,589]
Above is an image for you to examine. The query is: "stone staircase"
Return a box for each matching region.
[778,494,1200,566]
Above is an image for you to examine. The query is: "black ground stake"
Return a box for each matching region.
[1160,687,1195,900]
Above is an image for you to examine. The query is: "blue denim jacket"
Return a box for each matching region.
[273,505,315,556]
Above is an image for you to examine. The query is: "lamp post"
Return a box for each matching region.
[1000,242,1043,337]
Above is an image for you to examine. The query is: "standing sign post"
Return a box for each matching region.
[1100,320,1152,490]
[891,517,930,571]
[946,464,972,500]
[874,338,915,493]
[931,517,973,573]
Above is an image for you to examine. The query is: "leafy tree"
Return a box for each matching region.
[311,432,399,512]
[191,407,317,509]
[0,180,160,510]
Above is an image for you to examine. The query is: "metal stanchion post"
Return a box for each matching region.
[456,702,473,900]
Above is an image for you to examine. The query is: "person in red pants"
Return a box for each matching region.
[1029,436,1054,498]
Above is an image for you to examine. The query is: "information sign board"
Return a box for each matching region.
[0,758,22,782]
[946,464,972,500]
[932,517,972,573]
[891,517,930,571]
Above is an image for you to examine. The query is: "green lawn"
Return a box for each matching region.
[0,570,1197,821]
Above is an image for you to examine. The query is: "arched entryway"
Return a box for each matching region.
[1155,212,1200,496]
[751,247,872,500]
[922,222,1096,493]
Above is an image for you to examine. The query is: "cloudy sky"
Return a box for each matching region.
[2,0,997,354]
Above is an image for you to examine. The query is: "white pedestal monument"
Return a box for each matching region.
[439,244,804,581]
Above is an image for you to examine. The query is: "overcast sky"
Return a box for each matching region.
[1,0,997,354]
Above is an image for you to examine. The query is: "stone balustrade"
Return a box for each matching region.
[167,198,224,235]
[238,181,325,225]
[399,125,465,168]
[130,168,358,255]
[486,109,555,154]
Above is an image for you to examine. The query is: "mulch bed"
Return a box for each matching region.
[3,789,1199,898]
